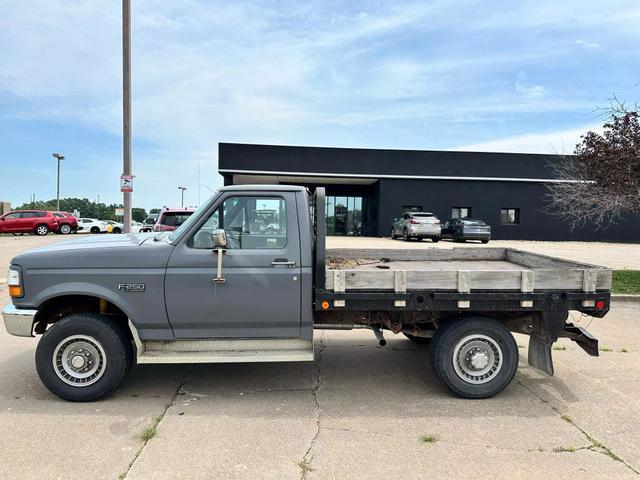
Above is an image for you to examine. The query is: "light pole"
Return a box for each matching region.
[122,0,132,233]
[178,186,187,207]
[52,153,65,211]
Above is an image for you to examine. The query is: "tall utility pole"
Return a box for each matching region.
[52,153,65,211]
[178,186,187,207]
[122,0,132,233]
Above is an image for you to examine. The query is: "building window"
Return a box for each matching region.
[403,205,422,212]
[500,208,520,224]
[326,196,363,236]
[452,207,471,219]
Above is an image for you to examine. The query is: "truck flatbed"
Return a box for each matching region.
[324,247,611,292]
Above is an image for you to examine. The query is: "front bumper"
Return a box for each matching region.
[2,304,37,337]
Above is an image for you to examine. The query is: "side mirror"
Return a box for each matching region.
[393,218,399,222]
[211,228,227,249]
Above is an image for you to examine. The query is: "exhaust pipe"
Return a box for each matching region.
[372,327,386,346]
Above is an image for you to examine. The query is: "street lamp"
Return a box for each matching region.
[178,186,187,207]
[52,153,65,211]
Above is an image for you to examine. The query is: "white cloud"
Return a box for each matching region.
[515,72,547,100]
[576,39,601,49]
[453,124,603,154]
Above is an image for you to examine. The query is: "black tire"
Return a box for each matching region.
[430,316,518,399]
[90,226,100,234]
[432,237,440,243]
[404,333,431,344]
[113,227,121,234]
[59,224,72,235]
[481,239,489,244]
[35,313,133,402]
[35,224,49,236]
[403,228,410,241]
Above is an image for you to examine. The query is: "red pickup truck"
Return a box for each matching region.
[0,210,59,236]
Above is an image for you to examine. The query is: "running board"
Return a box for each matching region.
[136,338,314,364]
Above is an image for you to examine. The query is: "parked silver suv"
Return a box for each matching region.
[391,212,441,242]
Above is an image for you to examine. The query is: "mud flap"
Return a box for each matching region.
[528,336,554,376]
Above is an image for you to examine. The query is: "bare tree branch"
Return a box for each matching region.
[545,101,640,230]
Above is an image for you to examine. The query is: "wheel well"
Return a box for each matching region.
[34,295,131,340]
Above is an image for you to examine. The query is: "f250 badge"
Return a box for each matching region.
[117,283,145,292]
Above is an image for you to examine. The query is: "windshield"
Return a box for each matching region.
[166,193,219,243]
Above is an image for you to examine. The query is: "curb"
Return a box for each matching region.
[611,294,640,307]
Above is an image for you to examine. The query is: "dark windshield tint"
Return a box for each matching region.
[411,213,434,217]
[161,212,194,227]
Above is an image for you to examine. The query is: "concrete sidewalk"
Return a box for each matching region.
[327,236,640,270]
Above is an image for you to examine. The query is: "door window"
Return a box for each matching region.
[4,213,20,219]
[190,196,287,249]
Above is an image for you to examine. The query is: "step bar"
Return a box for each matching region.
[135,337,315,364]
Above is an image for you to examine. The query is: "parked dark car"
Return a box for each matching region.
[52,212,78,234]
[0,210,59,236]
[441,218,491,243]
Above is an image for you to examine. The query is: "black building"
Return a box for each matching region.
[218,143,640,242]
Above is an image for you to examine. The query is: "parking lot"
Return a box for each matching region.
[1,235,639,479]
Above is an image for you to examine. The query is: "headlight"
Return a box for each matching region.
[8,266,23,298]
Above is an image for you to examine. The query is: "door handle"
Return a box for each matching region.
[271,259,296,267]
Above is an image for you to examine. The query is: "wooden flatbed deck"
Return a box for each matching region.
[324,248,611,293]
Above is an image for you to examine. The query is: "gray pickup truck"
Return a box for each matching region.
[3,186,610,401]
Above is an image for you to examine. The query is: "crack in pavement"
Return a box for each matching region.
[322,425,561,453]
[516,378,640,476]
[119,364,196,479]
[300,335,325,480]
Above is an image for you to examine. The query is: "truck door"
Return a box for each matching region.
[164,192,302,339]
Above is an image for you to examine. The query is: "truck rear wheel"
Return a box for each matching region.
[36,313,133,402]
[430,317,518,399]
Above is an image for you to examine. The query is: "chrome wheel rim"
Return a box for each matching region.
[60,225,71,234]
[53,335,107,387]
[37,226,47,235]
[452,334,502,384]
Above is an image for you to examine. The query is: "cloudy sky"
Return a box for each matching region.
[1,0,639,210]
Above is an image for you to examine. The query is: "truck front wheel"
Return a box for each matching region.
[430,317,518,399]
[35,313,133,402]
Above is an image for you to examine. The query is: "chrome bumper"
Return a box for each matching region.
[2,304,37,337]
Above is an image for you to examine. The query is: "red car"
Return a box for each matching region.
[153,207,196,232]
[52,211,79,235]
[0,210,59,236]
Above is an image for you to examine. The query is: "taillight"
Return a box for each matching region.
[410,219,420,224]
[595,300,605,310]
